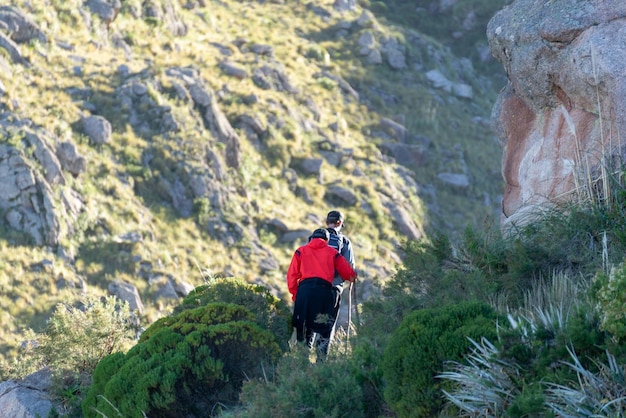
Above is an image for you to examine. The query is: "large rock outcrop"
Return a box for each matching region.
[0,116,84,246]
[0,368,56,418]
[488,0,626,228]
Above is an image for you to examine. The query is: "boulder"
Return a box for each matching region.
[325,184,358,206]
[0,368,55,418]
[488,0,626,228]
[109,280,145,314]
[86,0,121,26]
[82,115,112,145]
[0,121,83,246]
[0,6,46,44]
[56,141,87,177]
[333,0,358,12]
[0,31,25,65]
[218,60,249,79]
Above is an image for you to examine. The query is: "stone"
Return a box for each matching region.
[218,61,249,79]
[0,368,55,418]
[82,115,112,145]
[0,6,46,44]
[488,0,626,228]
[386,48,407,70]
[108,281,144,314]
[56,141,86,177]
[325,185,358,206]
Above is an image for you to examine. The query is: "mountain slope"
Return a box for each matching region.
[0,0,504,358]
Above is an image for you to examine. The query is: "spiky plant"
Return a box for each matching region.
[439,271,595,416]
[438,337,520,417]
[545,346,626,417]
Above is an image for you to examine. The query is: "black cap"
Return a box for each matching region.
[310,228,330,241]
[326,210,344,223]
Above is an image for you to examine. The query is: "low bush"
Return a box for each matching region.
[593,261,626,343]
[0,296,135,417]
[381,301,501,417]
[82,302,282,417]
[234,348,365,418]
[174,277,292,351]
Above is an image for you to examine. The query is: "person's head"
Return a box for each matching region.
[326,210,344,229]
[310,228,330,242]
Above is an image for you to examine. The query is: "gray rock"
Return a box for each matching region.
[437,172,470,188]
[174,279,194,297]
[280,229,312,243]
[82,115,112,145]
[259,256,279,273]
[452,83,473,99]
[0,368,54,418]
[379,117,408,142]
[252,64,299,94]
[356,10,376,28]
[379,143,428,166]
[149,274,179,300]
[23,130,65,186]
[367,48,383,65]
[386,48,407,70]
[109,281,144,314]
[0,31,25,65]
[292,157,324,177]
[86,0,121,26]
[0,6,47,44]
[333,0,358,12]
[250,43,274,57]
[386,204,422,241]
[358,31,376,50]
[56,141,86,177]
[0,125,84,245]
[325,185,358,206]
[267,217,290,232]
[218,60,249,79]
[236,114,266,136]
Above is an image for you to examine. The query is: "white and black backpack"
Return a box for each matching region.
[327,228,344,254]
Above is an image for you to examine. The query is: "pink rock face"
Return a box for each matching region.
[487,0,626,228]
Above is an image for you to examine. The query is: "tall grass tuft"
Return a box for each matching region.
[438,337,520,417]
[545,347,626,417]
[439,271,592,417]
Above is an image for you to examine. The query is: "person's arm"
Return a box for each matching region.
[334,253,357,282]
[286,250,302,301]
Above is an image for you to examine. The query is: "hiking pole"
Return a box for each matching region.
[351,278,360,328]
[347,280,352,345]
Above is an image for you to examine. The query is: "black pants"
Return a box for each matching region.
[292,278,338,357]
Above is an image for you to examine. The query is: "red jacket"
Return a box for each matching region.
[287,238,357,301]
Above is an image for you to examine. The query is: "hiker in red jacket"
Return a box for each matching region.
[287,228,357,360]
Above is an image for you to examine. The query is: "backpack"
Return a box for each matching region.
[327,228,344,254]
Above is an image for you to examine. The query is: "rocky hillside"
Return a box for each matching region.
[0,0,506,359]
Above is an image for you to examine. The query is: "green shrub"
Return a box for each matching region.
[175,277,292,351]
[82,303,283,417]
[0,296,135,417]
[0,295,135,381]
[381,301,501,417]
[38,296,135,375]
[593,262,626,342]
[235,348,365,418]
